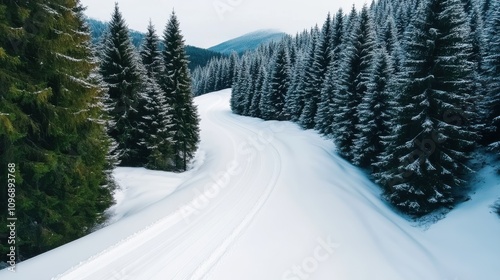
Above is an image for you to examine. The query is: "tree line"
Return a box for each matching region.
[193,0,499,217]
[0,0,199,262]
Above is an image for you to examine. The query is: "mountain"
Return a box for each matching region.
[85,18,224,70]
[208,30,286,54]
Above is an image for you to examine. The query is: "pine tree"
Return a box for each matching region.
[381,15,404,72]
[285,41,309,122]
[378,0,477,216]
[100,3,145,166]
[315,9,345,136]
[298,27,320,129]
[353,46,394,168]
[249,64,266,118]
[483,0,500,153]
[242,57,260,116]
[231,58,249,115]
[260,43,290,120]
[0,0,113,259]
[139,21,174,170]
[161,11,200,171]
[332,5,377,160]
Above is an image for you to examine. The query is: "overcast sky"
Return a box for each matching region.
[80,0,369,48]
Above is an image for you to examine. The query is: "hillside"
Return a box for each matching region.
[208,29,286,54]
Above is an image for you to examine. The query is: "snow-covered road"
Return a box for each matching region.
[2,89,500,280]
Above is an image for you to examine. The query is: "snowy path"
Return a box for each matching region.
[2,89,499,280]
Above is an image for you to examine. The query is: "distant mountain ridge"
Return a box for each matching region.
[208,30,287,54]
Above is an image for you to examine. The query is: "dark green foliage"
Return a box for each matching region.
[99,3,145,166]
[139,21,174,170]
[483,0,500,153]
[0,0,113,260]
[230,58,249,115]
[260,43,290,120]
[160,11,200,171]
[299,13,334,130]
[377,0,477,216]
[332,5,377,161]
[298,29,320,129]
[353,47,394,168]
[315,9,345,136]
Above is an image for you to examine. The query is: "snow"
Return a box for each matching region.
[1,89,499,280]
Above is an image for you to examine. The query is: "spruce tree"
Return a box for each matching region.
[0,0,113,259]
[353,46,394,168]
[100,3,145,166]
[298,27,320,129]
[242,57,260,116]
[378,0,477,216]
[381,15,404,72]
[139,21,174,170]
[161,11,200,171]
[285,47,308,122]
[483,0,500,153]
[332,5,377,160]
[260,43,290,120]
[230,58,249,115]
[249,65,266,118]
[315,9,345,136]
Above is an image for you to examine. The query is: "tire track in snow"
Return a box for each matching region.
[188,92,283,280]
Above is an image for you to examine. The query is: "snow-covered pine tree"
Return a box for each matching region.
[352,46,394,168]
[230,57,249,115]
[378,0,477,216]
[380,14,404,72]
[249,64,267,118]
[260,42,290,120]
[315,9,345,136]
[298,25,321,129]
[345,4,359,35]
[331,5,377,161]
[139,21,175,170]
[304,13,335,130]
[160,11,200,171]
[284,33,311,122]
[204,62,216,94]
[482,0,500,153]
[100,3,145,166]
[242,57,260,116]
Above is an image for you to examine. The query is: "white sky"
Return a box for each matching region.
[79,0,369,48]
